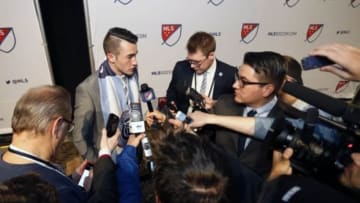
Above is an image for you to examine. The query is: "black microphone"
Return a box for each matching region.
[302,108,318,143]
[140,83,156,112]
[282,81,360,125]
[140,83,161,128]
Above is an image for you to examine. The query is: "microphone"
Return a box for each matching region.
[302,108,318,143]
[129,103,145,134]
[140,83,160,128]
[282,81,360,125]
[128,103,154,170]
[140,83,156,112]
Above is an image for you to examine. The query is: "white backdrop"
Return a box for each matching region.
[0,0,53,134]
[85,0,360,104]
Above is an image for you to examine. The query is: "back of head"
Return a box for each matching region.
[283,55,303,85]
[11,85,71,135]
[0,173,59,203]
[187,31,216,56]
[244,51,287,94]
[103,27,138,55]
[153,131,227,203]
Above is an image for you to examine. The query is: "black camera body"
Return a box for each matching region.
[185,87,207,112]
[271,117,360,178]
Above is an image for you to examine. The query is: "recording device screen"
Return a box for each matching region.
[78,163,93,187]
[301,55,335,70]
[106,113,119,137]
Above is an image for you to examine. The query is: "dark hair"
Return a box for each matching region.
[153,131,227,203]
[0,173,59,203]
[103,27,138,55]
[283,55,303,85]
[187,32,216,56]
[243,51,287,94]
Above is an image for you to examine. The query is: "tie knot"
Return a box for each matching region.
[247,110,257,117]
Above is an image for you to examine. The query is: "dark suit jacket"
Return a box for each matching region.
[214,94,284,177]
[88,156,118,203]
[166,59,237,113]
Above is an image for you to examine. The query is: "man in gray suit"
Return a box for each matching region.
[72,27,140,162]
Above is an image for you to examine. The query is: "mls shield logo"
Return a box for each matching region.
[283,0,300,7]
[0,27,16,53]
[208,0,224,6]
[113,0,133,5]
[305,24,324,43]
[240,23,259,44]
[350,0,360,8]
[335,80,349,93]
[161,24,182,47]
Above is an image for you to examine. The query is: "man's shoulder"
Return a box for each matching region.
[77,73,99,89]
[216,59,237,71]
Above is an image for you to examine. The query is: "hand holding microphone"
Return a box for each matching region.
[140,83,160,128]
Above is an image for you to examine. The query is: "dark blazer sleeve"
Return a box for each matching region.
[166,60,194,113]
[88,156,118,203]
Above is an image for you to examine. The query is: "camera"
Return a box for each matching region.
[270,114,360,179]
[185,87,207,112]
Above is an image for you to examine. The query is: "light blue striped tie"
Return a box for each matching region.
[200,71,208,95]
[122,76,130,107]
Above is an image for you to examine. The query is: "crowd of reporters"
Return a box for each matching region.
[1,36,360,203]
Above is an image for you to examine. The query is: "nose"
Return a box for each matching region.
[132,56,138,66]
[232,79,240,89]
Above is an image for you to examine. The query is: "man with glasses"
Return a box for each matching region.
[166,31,237,114]
[189,51,287,177]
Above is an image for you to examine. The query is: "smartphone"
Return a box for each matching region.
[175,111,193,124]
[106,113,119,137]
[301,55,335,70]
[78,163,93,187]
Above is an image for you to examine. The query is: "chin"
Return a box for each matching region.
[233,96,243,104]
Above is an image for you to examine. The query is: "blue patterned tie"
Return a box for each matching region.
[237,109,257,155]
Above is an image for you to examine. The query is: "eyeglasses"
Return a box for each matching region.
[235,73,269,88]
[187,57,207,66]
[61,118,74,133]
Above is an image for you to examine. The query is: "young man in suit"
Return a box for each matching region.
[189,51,287,177]
[166,31,237,113]
[72,27,140,162]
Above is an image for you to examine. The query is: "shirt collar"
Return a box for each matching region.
[245,96,278,117]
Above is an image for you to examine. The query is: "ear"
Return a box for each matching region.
[107,52,116,63]
[262,84,275,98]
[208,51,215,60]
[51,117,63,140]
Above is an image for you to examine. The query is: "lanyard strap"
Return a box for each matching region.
[8,145,66,177]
